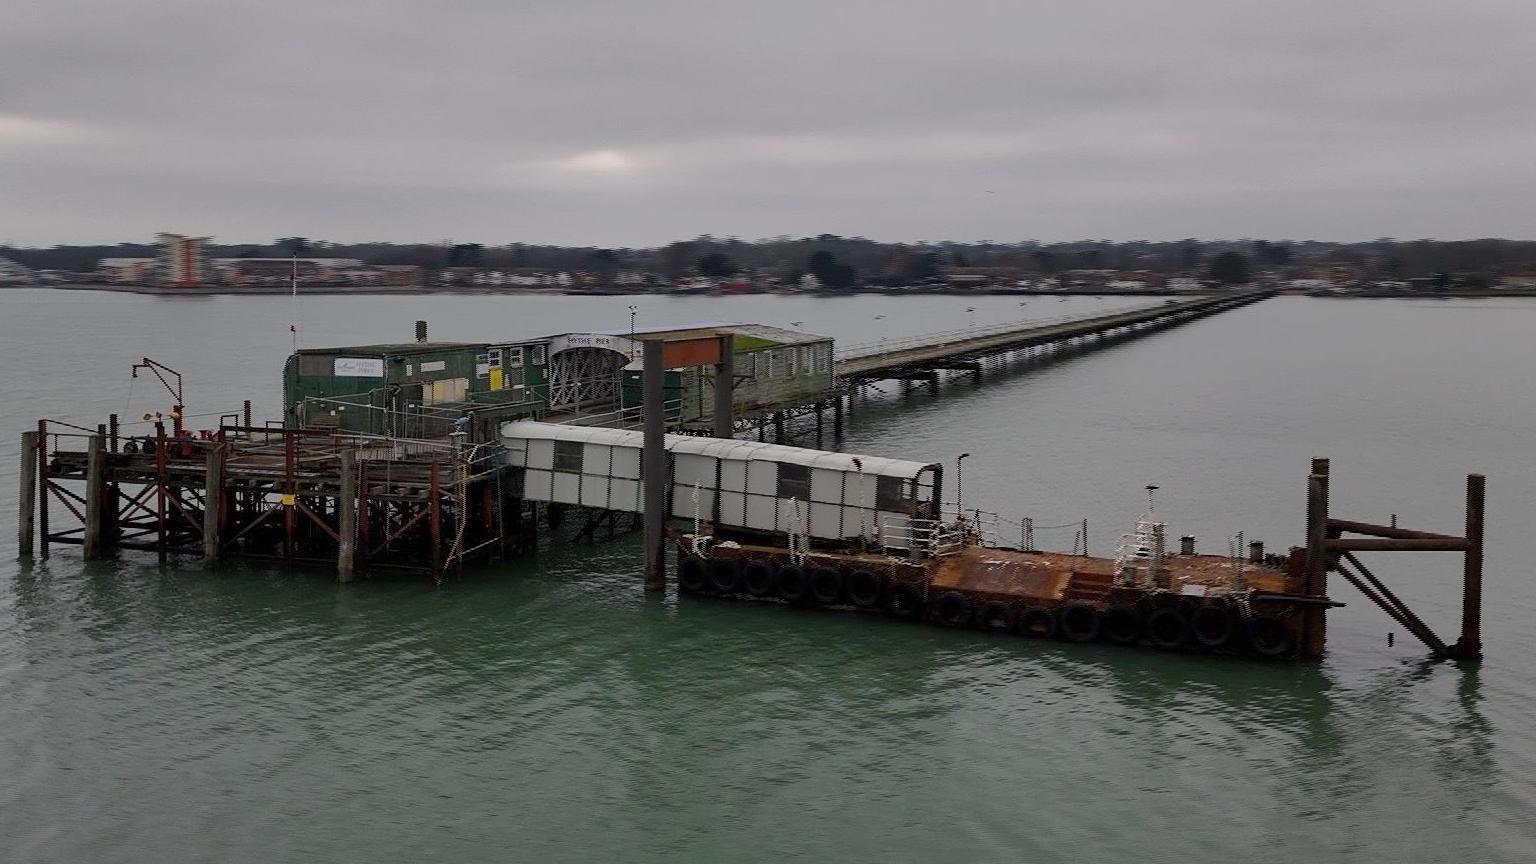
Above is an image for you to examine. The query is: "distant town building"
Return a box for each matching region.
[156,233,211,288]
[98,257,157,284]
[0,256,35,284]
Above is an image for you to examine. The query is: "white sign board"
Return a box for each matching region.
[550,333,637,356]
[333,357,384,377]
[420,360,447,373]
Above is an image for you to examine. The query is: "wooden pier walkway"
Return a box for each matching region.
[833,290,1272,382]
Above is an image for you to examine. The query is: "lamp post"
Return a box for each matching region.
[956,452,970,522]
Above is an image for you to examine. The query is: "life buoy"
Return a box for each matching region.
[886,580,924,619]
[847,569,883,608]
[709,558,741,594]
[1103,604,1143,645]
[1145,608,1191,650]
[1191,604,1236,650]
[1016,606,1057,638]
[1057,603,1102,642]
[678,556,709,593]
[742,560,775,597]
[810,567,843,605]
[1246,615,1294,658]
[776,565,810,603]
[976,600,1013,633]
[933,591,971,627]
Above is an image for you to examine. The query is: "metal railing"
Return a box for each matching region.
[881,515,965,558]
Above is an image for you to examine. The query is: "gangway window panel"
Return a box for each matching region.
[502,420,941,544]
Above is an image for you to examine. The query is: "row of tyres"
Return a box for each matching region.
[677,554,1296,660]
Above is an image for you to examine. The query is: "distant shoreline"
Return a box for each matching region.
[5,283,1536,299]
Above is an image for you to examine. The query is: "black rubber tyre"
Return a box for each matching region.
[1016,606,1058,639]
[742,560,775,597]
[847,569,884,608]
[976,600,1013,633]
[1191,604,1236,650]
[678,556,709,594]
[933,591,971,627]
[886,580,925,619]
[1146,608,1191,650]
[1103,604,1143,645]
[1057,603,1102,643]
[1246,615,1295,659]
[809,567,843,605]
[708,558,741,594]
[776,565,810,604]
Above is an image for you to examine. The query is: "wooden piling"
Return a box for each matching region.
[337,449,357,583]
[1458,473,1485,660]
[832,394,843,439]
[83,434,105,559]
[773,411,785,443]
[203,442,223,568]
[642,339,667,591]
[712,333,734,439]
[1304,458,1331,658]
[37,420,49,557]
[18,431,36,557]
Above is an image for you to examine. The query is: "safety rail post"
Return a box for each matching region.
[18,431,37,557]
[1457,473,1485,661]
[83,434,105,559]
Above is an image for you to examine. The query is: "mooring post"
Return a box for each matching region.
[203,442,224,568]
[37,420,50,557]
[18,430,37,557]
[1457,473,1485,661]
[712,333,734,440]
[83,434,105,560]
[337,449,357,583]
[1304,458,1331,657]
[642,339,668,592]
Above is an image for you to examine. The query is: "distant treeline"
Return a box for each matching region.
[8,235,1536,283]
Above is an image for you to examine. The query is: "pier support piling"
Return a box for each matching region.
[18,431,36,557]
[337,449,357,583]
[203,442,223,568]
[712,334,734,440]
[83,434,105,559]
[1458,473,1485,660]
[642,339,667,592]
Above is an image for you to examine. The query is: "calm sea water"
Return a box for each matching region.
[1,289,1533,863]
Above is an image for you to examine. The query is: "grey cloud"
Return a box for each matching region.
[3,0,1535,245]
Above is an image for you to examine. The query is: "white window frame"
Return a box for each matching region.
[531,345,546,366]
[508,346,525,369]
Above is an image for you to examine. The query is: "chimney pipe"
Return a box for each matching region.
[1248,540,1264,563]
[1179,535,1196,555]
[415,320,428,343]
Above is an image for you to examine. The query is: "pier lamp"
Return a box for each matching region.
[956,453,971,521]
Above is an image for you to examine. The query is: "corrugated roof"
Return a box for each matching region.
[296,342,484,355]
[501,420,934,478]
[577,322,829,346]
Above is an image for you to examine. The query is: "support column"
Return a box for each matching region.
[18,431,36,557]
[1304,458,1331,658]
[203,442,224,567]
[642,339,667,592]
[37,420,49,557]
[337,449,356,583]
[712,333,734,439]
[773,411,785,443]
[84,434,105,559]
[1458,473,1485,660]
[428,459,442,581]
[832,394,844,439]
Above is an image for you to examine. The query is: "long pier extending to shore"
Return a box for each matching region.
[13,288,1486,662]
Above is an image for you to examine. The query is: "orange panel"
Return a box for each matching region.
[661,337,723,368]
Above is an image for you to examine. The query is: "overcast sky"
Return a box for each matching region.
[3,0,1535,247]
